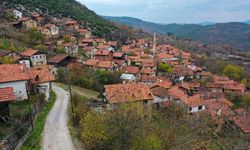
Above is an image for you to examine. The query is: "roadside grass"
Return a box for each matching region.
[55,82,100,100]
[21,91,56,150]
[68,94,88,150]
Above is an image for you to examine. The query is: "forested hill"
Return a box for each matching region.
[5,0,117,38]
[104,16,250,51]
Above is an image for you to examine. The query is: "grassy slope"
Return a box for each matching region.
[55,82,100,100]
[21,91,56,150]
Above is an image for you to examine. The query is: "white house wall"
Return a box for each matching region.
[0,81,28,100]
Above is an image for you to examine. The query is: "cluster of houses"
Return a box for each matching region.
[0,7,249,134]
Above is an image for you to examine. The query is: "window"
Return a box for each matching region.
[36,56,38,59]
[40,55,42,58]
[143,100,148,105]
[198,105,203,110]
[189,107,192,112]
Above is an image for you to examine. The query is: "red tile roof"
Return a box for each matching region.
[95,50,111,56]
[78,29,89,34]
[151,87,169,98]
[84,59,99,66]
[108,41,117,47]
[20,49,38,57]
[83,46,96,51]
[0,64,29,83]
[0,87,16,102]
[203,98,233,118]
[140,68,155,75]
[140,75,158,83]
[230,108,250,133]
[122,66,140,74]
[28,67,55,84]
[104,83,153,103]
[113,52,124,58]
[48,54,69,64]
[150,78,172,89]
[84,59,114,69]
[82,38,95,43]
[44,24,57,29]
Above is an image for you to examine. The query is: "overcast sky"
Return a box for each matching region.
[77,0,250,24]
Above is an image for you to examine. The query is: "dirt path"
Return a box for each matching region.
[42,85,75,150]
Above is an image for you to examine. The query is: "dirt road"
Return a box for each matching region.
[42,85,75,150]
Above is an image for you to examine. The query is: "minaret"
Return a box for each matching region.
[153,32,156,58]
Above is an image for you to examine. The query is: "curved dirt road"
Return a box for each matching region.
[42,85,75,150]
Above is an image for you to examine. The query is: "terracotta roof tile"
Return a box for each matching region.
[0,87,16,102]
[105,82,153,103]
[151,87,169,98]
[122,66,140,74]
[95,50,111,56]
[20,49,38,57]
[113,52,124,58]
[28,67,55,84]
[0,64,29,83]
[48,54,69,64]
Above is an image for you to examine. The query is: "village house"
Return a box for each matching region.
[122,66,140,79]
[150,78,172,89]
[104,82,153,105]
[13,17,38,29]
[13,9,22,19]
[78,29,92,38]
[0,50,20,63]
[41,24,59,37]
[151,87,169,103]
[80,38,96,46]
[173,65,194,82]
[48,54,74,75]
[84,59,117,71]
[0,64,29,100]
[32,12,46,26]
[167,85,205,113]
[20,49,47,67]
[140,75,158,85]
[63,43,79,57]
[120,73,136,83]
[28,67,55,100]
[95,38,107,46]
[82,46,97,58]
[113,52,125,60]
[230,108,250,134]
[108,41,118,49]
[203,98,233,123]
[0,87,16,122]
[65,20,79,30]
[94,50,113,61]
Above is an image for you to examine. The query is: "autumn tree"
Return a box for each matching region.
[158,62,173,74]
[223,64,243,81]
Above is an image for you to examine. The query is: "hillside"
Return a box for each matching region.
[6,0,117,38]
[104,16,250,50]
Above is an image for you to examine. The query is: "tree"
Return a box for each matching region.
[158,62,173,74]
[242,93,250,112]
[223,64,243,81]
[80,111,109,150]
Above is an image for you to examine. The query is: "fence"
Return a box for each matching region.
[1,97,46,150]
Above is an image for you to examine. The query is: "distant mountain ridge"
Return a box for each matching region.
[103,16,250,50]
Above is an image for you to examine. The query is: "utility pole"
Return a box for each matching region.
[25,83,34,129]
[65,66,74,122]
